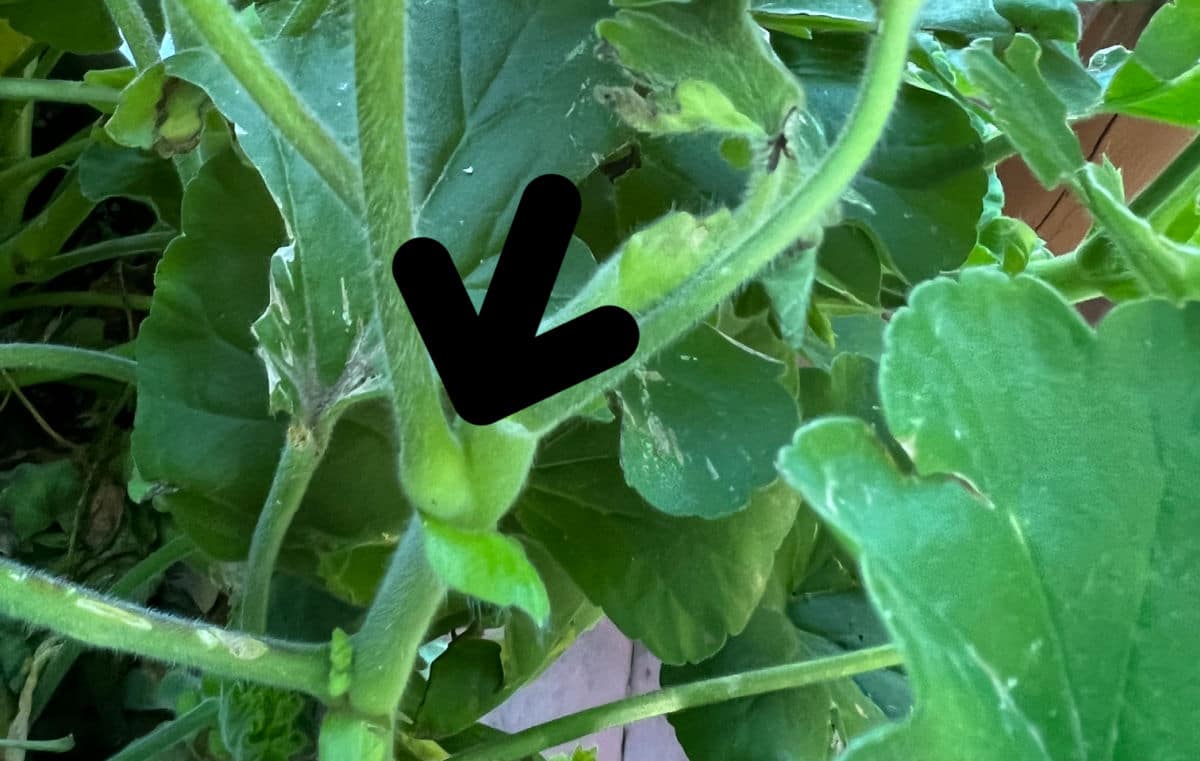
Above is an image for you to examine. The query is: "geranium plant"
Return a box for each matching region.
[0,0,1197,759]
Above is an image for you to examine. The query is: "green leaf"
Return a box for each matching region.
[517,422,799,663]
[77,138,183,229]
[1,0,120,53]
[596,0,806,139]
[1104,0,1200,126]
[0,461,81,541]
[779,270,1200,760]
[761,247,818,348]
[618,323,798,519]
[407,0,629,273]
[992,0,1080,42]
[663,606,890,761]
[963,34,1084,188]
[413,638,504,739]
[106,63,212,158]
[776,33,988,283]
[422,518,550,624]
[132,150,407,573]
[751,0,1011,39]
[412,542,597,739]
[219,682,310,761]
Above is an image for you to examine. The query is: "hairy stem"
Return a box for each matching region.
[0,736,73,752]
[19,230,175,285]
[450,644,903,761]
[0,78,120,106]
[236,426,330,634]
[0,134,89,191]
[32,536,199,719]
[349,0,470,531]
[103,0,161,70]
[0,343,136,384]
[0,291,152,313]
[516,0,925,434]
[106,699,219,761]
[1024,252,1133,302]
[348,518,445,720]
[172,0,363,214]
[282,0,332,36]
[0,557,331,699]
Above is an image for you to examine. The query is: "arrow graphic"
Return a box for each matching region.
[392,174,639,426]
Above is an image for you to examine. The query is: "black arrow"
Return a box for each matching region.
[392,174,639,426]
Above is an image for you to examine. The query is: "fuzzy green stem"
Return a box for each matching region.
[104,0,161,70]
[1025,253,1109,302]
[172,0,363,214]
[348,518,445,720]
[236,427,330,634]
[354,0,412,250]
[450,644,903,761]
[982,134,1015,167]
[0,78,120,106]
[0,169,97,291]
[18,230,175,285]
[281,0,332,36]
[0,557,331,700]
[0,291,152,313]
[516,0,924,434]
[32,536,199,719]
[0,736,73,752]
[0,134,90,191]
[0,343,136,384]
[106,699,218,761]
[2,341,134,388]
[1073,136,1200,270]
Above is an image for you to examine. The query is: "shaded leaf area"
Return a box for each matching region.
[779,271,1200,760]
[0,0,121,53]
[408,543,597,740]
[775,33,988,288]
[618,323,798,519]
[408,0,629,274]
[662,607,897,761]
[517,421,798,664]
[132,150,407,600]
[167,3,382,419]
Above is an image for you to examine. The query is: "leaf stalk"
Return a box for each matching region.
[449,644,903,761]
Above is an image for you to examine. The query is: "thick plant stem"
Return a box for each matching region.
[0,78,120,106]
[516,0,925,435]
[236,425,330,634]
[1022,253,1132,303]
[0,343,136,384]
[353,0,412,249]
[172,0,363,214]
[103,0,160,70]
[450,644,903,761]
[106,699,218,761]
[32,536,199,719]
[0,557,332,700]
[348,518,445,720]
[350,0,476,537]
